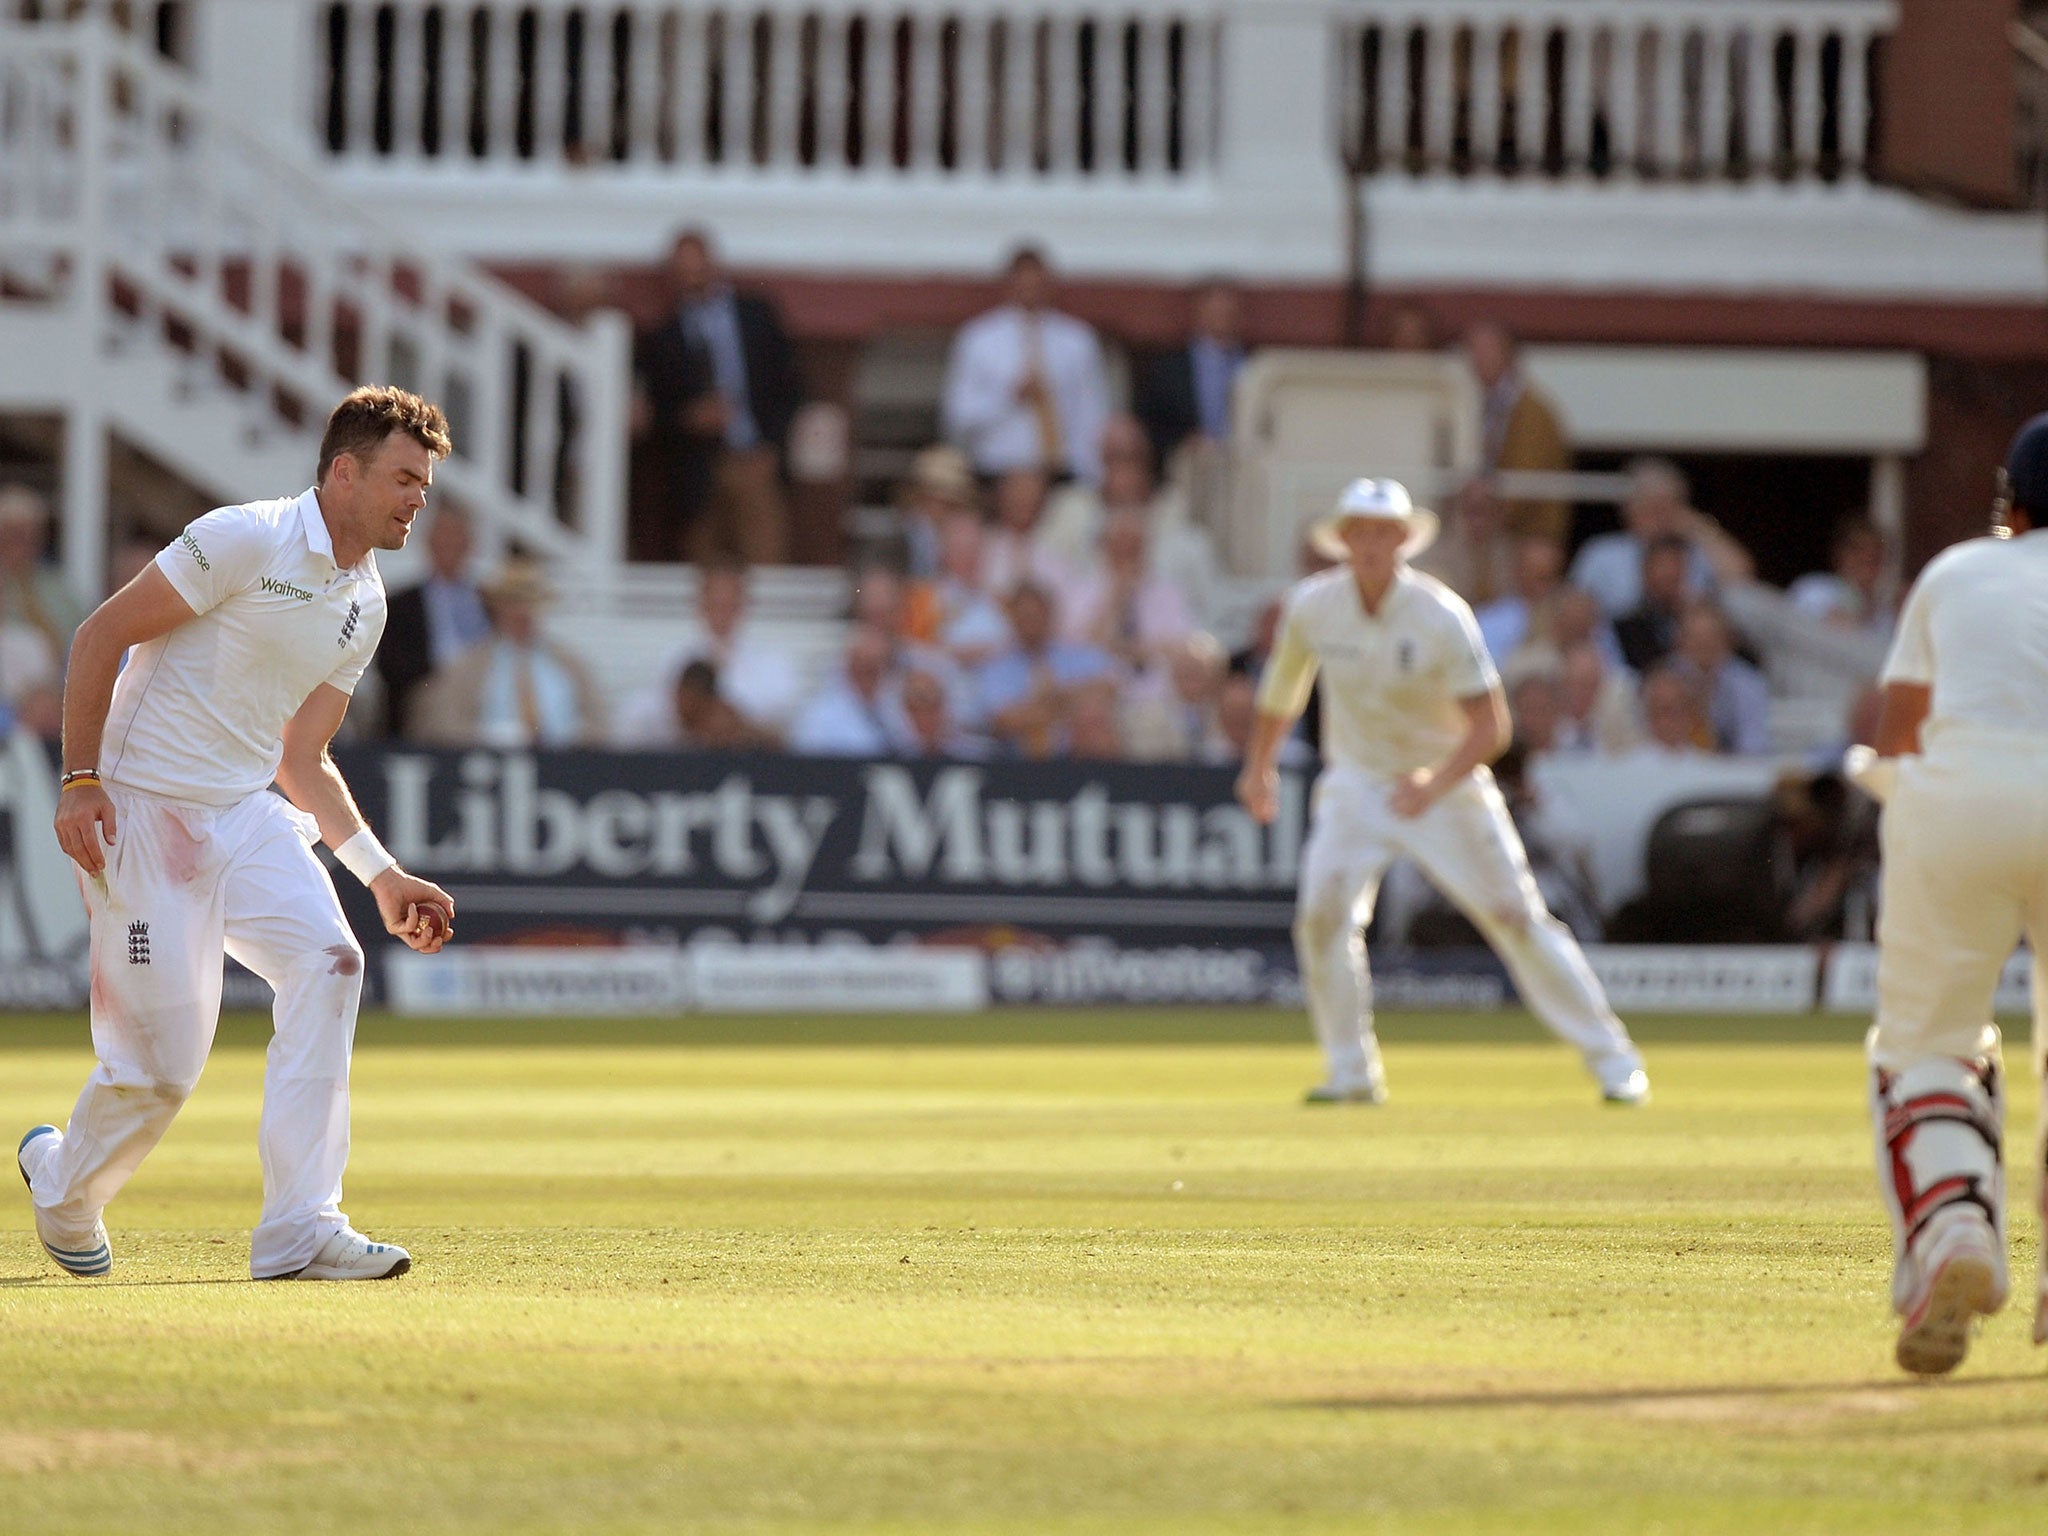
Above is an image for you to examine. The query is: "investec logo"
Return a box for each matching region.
[383,756,1303,923]
[260,576,316,603]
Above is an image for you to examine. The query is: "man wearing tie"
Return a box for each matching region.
[374,504,489,736]
[631,229,802,564]
[1136,279,1246,471]
[942,247,1111,486]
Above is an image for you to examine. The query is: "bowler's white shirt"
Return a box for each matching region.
[1882,530,2048,742]
[941,305,1110,484]
[103,490,385,806]
[1257,565,1499,777]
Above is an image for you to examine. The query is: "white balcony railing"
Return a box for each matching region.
[313,0,1222,183]
[1336,0,1891,184]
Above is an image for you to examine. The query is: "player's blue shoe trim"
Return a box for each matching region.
[18,1125,113,1276]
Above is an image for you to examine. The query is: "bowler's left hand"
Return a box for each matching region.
[372,869,457,954]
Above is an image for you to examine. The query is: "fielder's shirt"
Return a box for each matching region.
[1256,564,1498,778]
[1882,529,2048,743]
[102,489,387,806]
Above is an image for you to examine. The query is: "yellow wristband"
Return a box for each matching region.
[59,773,101,794]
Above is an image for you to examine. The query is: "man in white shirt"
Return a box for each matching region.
[1236,478,1649,1106]
[21,387,457,1283]
[942,247,1111,485]
[1843,414,2048,1375]
[615,557,803,744]
[1569,458,1722,620]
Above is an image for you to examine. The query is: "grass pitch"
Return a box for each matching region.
[2,1007,2046,1535]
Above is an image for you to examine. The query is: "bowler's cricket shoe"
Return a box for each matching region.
[1303,1079,1386,1105]
[1896,1209,2004,1376]
[17,1125,111,1278]
[1601,1068,1652,1107]
[266,1227,411,1282]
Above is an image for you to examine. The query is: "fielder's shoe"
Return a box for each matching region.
[1303,1079,1386,1105]
[16,1125,111,1278]
[1600,1069,1652,1107]
[265,1227,411,1282]
[1896,1209,2004,1376]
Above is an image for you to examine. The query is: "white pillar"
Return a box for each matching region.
[1870,452,1907,611]
[61,409,109,602]
[1213,2,1345,273]
[191,0,321,158]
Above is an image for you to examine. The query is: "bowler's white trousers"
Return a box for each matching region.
[28,785,366,1278]
[1868,727,2048,1311]
[1295,764,1642,1091]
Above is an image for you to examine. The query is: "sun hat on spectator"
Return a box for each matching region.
[1309,477,1439,562]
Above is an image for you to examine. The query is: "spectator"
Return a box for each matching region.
[1061,506,1195,677]
[942,245,1111,485]
[977,581,1116,757]
[1124,632,1228,762]
[789,625,904,756]
[1774,767,1880,941]
[896,445,978,581]
[982,467,1070,597]
[1631,662,1714,757]
[631,227,802,564]
[1476,533,1567,664]
[1555,642,1643,756]
[899,665,989,759]
[1568,458,1728,620]
[1066,678,1127,760]
[1135,278,1246,468]
[616,557,803,744]
[1536,584,1626,676]
[1787,513,1896,642]
[1415,477,1515,606]
[852,563,975,724]
[412,559,606,748]
[0,619,58,733]
[1382,303,1438,352]
[1671,603,1771,755]
[659,659,782,751]
[1464,320,1571,540]
[1612,534,1693,673]
[1506,663,1565,759]
[0,484,88,668]
[907,506,1011,669]
[1040,413,1221,625]
[376,504,491,737]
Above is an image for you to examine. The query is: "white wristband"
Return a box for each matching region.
[332,828,398,886]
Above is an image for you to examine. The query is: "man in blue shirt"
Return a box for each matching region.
[977,582,1116,756]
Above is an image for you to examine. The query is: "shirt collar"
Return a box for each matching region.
[300,487,374,576]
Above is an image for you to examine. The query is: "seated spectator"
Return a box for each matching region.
[1039,413,1221,625]
[1629,662,1714,758]
[615,556,804,744]
[853,562,975,724]
[1476,533,1567,663]
[1506,663,1565,761]
[906,506,1011,669]
[897,445,978,580]
[1787,513,1896,642]
[1555,642,1643,756]
[983,467,1070,597]
[1524,584,1624,676]
[1671,603,1771,755]
[1415,477,1514,606]
[0,613,59,726]
[1124,632,1228,763]
[789,624,904,756]
[942,245,1111,485]
[0,484,88,667]
[8,680,61,744]
[413,559,606,747]
[1215,671,1314,769]
[377,504,490,737]
[1568,458,1723,620]
[1060,506,1195,677]
[978,581,1116,757]
[1066,678,1127,760]
[1612,534,1692,673]
[1136,278,1246,469]
[900,666,990,759]
[669,660,782,751]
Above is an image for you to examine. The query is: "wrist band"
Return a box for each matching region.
[59,770,101,794]
[332,828,398,886]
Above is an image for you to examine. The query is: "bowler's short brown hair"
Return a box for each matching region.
[316,386,452,483]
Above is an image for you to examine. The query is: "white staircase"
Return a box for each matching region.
[0,14,633,602]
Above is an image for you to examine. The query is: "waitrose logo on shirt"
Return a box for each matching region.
[259,576,316,603]
[178,531,210,571]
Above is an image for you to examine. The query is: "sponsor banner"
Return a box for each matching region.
[387,948,694,1015]
[1820,942,2033,1014]
[1581,943,1819,1013]
[692,945,987,1013]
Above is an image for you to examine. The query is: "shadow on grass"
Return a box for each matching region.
[1292,1372,2046,1413]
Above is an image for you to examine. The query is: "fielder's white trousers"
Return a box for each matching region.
[28,785,366,1278]
[1294,763,1642,1091]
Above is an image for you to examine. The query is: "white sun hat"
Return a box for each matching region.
[1308,477,1440,562]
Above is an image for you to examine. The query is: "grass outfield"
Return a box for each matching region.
[2,1007,2046,1535]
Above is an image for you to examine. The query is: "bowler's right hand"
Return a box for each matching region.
[55,783,118,876]
[1236,763,1278,826]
